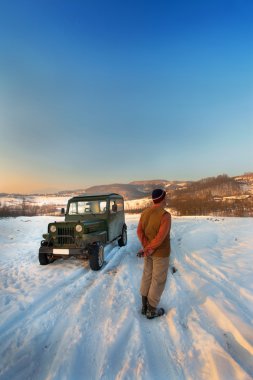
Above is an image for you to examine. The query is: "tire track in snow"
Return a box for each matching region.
[34,248,131,380]
[38,233,144,380]
[0,245,128,380]
[0,267,97,379]
[0,241,127,339]
[0,267,87,337]
[160,228,201,380]
[96,246,182,380]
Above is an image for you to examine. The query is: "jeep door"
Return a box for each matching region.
[108,198,124,241]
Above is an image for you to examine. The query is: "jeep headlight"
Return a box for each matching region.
[49,225,57,233]
[75,224,83,233]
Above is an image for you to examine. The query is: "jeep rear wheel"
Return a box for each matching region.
[89,243,104,271]
[118,226,127,247]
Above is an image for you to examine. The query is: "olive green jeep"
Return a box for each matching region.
[39,193,127,271]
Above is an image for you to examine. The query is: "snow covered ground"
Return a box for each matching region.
[0,195,70,208]
[0,195,151,212]
[0,215,253,380]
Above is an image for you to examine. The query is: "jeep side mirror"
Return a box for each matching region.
[61,208,65,215]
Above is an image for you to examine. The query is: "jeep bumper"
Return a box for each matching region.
[39,246,90,258]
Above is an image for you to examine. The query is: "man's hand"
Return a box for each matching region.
[144,248,154,257]
[136,248,154,257]
[136,250,144,258]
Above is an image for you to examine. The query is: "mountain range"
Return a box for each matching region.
[1,173,253,201]
[57,173,253,200]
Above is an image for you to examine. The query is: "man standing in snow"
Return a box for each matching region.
[137,189,171,319]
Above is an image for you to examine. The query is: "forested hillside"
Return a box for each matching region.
[168,175,252,216]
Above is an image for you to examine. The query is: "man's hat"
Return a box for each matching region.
[152,189,166,204]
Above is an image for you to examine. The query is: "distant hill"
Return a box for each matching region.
[130,180,168,184]
[168,174,253,217]
[84,183,148,200]
[84,180,193,200]
[234,173,253,194]
[128,180,191,194]
[172,175,242,198]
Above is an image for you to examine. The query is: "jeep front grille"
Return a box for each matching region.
[56,227,75,245]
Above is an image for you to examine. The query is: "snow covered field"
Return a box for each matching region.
[0,215,253,380]
[0,195,151,212]
[0,195,70,208]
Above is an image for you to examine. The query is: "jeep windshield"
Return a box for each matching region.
[68,200,107,215]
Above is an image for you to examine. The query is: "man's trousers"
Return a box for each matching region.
[140,255,169,308]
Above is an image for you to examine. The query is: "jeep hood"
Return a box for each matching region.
[48,219,106,233]
[82,219,106,232]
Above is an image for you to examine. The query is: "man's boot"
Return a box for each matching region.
[146,301,165,319]
[141,296,148,315]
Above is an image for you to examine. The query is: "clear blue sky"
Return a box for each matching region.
[1,0,252,193]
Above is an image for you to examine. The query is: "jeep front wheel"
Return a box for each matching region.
[39,251,49,265]
[118,226,127,247]
[89,243,104,271]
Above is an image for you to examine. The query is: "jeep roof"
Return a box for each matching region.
[68,193,123,202]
